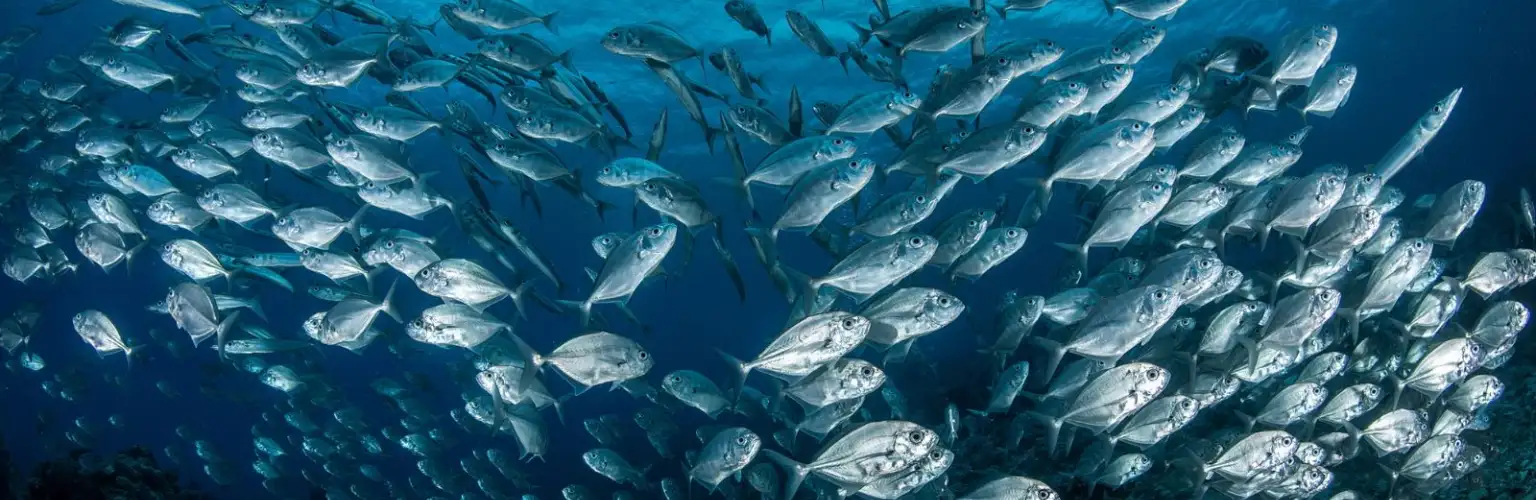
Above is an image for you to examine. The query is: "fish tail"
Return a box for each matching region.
[506,333,547,391]
[122,240,149,278]
[716,348,753,404]
[1102,0,1116,15]
[540,10,560,36]
[558,299,593,329]
[711,231,748,302]
[214,310,243,364]
[1026,411,1065,457]
[247,299,269,322]
[346,205,369,246]
[1386,372,1406,410]
[991,3,1008,20]
[1051,242,1088,279]
[1338,307,1361,346]
[379,279,403,324]
[1027,337,1067,387]
[1236,336,1261,375]
[1233,410,1257,433]
[505,277,534,321]
[763,449,812,500]
[848,21,871,46]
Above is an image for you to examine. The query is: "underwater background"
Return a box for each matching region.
[0,0,1535,498]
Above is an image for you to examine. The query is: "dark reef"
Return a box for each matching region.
[24,446,208,500]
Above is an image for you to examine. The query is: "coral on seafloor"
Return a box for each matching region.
[26,446,209,500]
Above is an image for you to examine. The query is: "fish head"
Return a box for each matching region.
[295,62,327,84]
[891,424,940,458]
[1127,362,1170,396]
[717,428,761,469]
[1007,123,1046,150]
[820,312,870,349]
[601,27,644,55]
[1333,63,1359,85]
[891,90,922,111]
[724,0,753,16]
[833,158,876,186]
[516,113,553,137]
[843,359,886,394]
[1114,119,1152,148]
[591,233,623,257]
[1308,24,1339,46]
[1421,88,1462,131]
[357,181,392,200]
[475,37,508,57]
[997,227,1028,250]
[1458,180,1486,211]
[819,135,859,159]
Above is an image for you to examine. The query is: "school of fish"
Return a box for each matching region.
[0,0,1525,499]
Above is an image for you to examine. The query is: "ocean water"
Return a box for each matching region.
[0,0,1533,499]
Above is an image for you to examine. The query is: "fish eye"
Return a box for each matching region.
[833,139,844,145]
[608,31,620,39]
[906,431,924,443]
[1146,370,1160,380]
[996,57,1007,64]
[915,195,927,203]
[1153,290,1168,300]
[909,237,924,247]
[860,366,875,377]
[937,296,951,306]
[967,220,978,227]
[1433,105,1444,113]
[637,351,649,360]
[928,450,944,460]
[735,435,750,445]
[840,318,857,329]
[847,161,858,167]
[648,228,661,237]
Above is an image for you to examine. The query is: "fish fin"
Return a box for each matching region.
[540,10,560,36]
[1026,337,1067,387]
[346,204,369,246]
[214,310,243,364]
[379,279,402,324]
[848,22,871,46]
[557,299,593,329]
[507,277,533,320]
[764,449,812,500]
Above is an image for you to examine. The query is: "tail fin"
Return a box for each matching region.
[764,449,813,500]
[717,349,755,405]
[1027,411,1065,457]
[346,205,369,246]
[1027,337,1067,387]
[214,310,244,363]
[379,279,403,324]
[540,10,559,36]
[558,299,594,329]
[848,22,872,46]
[1053,242,1088,274]
[507,278,534,320]
[506,332,545,390]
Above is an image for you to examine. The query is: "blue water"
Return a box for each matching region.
[1,0,1533,498]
